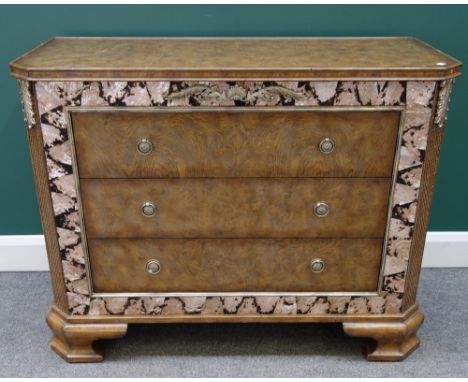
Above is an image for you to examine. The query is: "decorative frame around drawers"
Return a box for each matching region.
[29,79,436,317]
[66,105,405,301]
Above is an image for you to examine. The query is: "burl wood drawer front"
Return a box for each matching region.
[88,238,383,293]
[80,178,391,239]
[70,109,400,178]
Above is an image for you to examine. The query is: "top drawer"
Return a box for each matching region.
[70,108,400,178]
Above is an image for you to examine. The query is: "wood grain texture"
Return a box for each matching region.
[88,238,383,293]
[10,37,461,80]
[55,303,420,324]
[47,305,419,362]
[80,178,391,239]
[343,306,424,361]
[26,86,68,311]
[402,117,444,310]
[71,109,401,178]
[46,307,127,363]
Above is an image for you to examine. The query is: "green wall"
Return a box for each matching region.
[0,5,467,234]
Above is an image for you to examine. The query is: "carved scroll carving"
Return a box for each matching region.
[167,84,305,103]
[18,80,36,129]
[435,79,454,129]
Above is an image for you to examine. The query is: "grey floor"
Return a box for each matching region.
[0,269,467,377]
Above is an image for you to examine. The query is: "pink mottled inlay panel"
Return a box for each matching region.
[35,80,434,316]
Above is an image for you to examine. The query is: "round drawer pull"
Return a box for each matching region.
[137,138,153,155]
[319,137,335,154]
[146,259,161,275]
[141,202,157,217]
[310,259,326,273]
[314,201,330,217]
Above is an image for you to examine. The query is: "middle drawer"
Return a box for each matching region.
[81,178,391,239]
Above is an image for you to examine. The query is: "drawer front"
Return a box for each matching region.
[88,238,383,293]
[71,109,400,178]
[81,178,391,239]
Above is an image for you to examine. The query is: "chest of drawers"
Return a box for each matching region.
[11,37,461,362]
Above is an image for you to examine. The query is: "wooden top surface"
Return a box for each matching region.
[10,37,462,80]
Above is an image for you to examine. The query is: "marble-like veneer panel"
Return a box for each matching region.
[35,80,434,316]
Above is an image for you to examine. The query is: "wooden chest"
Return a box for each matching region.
[10,37,461,362]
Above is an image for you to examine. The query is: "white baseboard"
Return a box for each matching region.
[420,232,468,267]
[0,235,49,271]
[0,232,467,271]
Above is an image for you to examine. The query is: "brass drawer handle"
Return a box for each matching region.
[314,201,330,217]
[319,137,335,154]
[137,138,153,155]
[146,259,161,275]
[141,202,157,217]
[310,259,326,273]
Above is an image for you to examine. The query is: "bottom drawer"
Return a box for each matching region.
[88,238,383,294]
